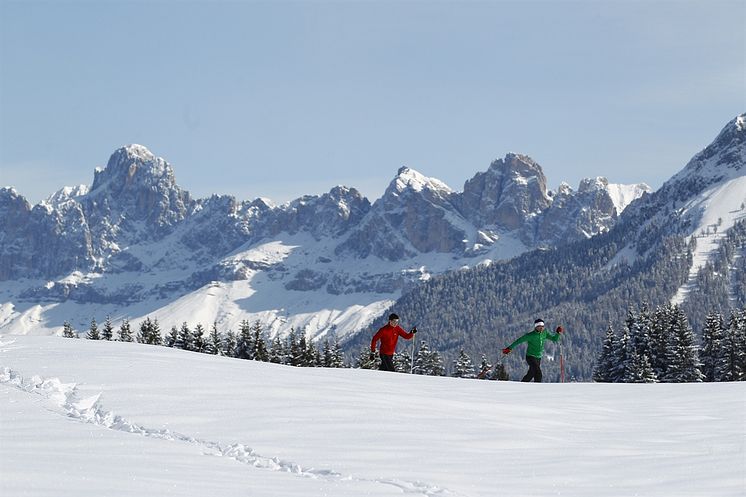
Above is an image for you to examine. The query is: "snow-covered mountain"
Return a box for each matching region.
[0,143,649,339]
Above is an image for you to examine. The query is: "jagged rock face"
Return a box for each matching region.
[84,145,193,237]
[335,167,467,260]
[0,188,93,279]
[537,179,619,244]
[460,153,551,230]
[262,186,371,240]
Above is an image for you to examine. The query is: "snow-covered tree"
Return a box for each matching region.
[413,341,445,376]
[700,312,725,382]
[193,324,206,353]
[206,321,222,355]
[102,316,114,341]
[86,318,100,340]
[453,349,476,378]
[175,322,193,351]
[593,324,617,382]
[661,305,703,383]
[476,355,493,379]
[62,321,77,338]
[117,318,133,342]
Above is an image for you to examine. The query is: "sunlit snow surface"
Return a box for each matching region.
[1,335,744,497]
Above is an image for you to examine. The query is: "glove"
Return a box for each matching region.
[369,351,376,361]
[556,326,564,334]
[411,326,417,334]
[502,347,511,355]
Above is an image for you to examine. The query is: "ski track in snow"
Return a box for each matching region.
[0,363,464,497]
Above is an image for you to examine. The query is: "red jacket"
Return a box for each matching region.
[371,324,414,355]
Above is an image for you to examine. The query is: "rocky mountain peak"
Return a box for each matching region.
[460,153,550,230]
[85,145,193,231]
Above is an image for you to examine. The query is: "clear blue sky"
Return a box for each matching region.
[1,0,744,205]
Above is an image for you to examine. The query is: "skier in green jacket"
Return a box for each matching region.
[502,319,564,382]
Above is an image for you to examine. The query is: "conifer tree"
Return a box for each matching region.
[251,321,269,362]
[223,330,238,358]
[700,312,725,382]
[117,318,133,342]
[62,321,77,338]
[175,322,193,350]
[207,321,222,355]
[193,324,206,353]
[269,335,286,364]
[102,316,114,341]
[611,320,631,382]
[662,305,703,383]
[165,325,178,348]
[394,351,411,373]
[490,362,510,381]
[86,318,100,340]
[593,325,617,383]
[236,320,254,360]
[355,346,377,369]
[476,355,493,379]
[716,311,746,381]
[624,350,658,383]
[150,319,163,346]
[453,349,476,378]
[413,341,445,376]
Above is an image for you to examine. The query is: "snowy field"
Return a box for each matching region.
[1,336,744,497]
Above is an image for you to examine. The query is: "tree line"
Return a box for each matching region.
[593,303,746,383]
[60,317,511,379]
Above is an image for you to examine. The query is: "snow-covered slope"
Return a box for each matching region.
[1,335,744,497]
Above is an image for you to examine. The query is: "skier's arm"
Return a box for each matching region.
[371,330,382,352]
[547,326,564,342]
[507,333,529,350]
[397,326,414,340]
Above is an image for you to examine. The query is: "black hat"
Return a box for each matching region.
[388,313,400,321]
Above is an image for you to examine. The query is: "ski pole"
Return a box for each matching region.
[410,326,417,374]
[559,335,565,383]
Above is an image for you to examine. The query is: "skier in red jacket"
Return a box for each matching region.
[370,313,417,371]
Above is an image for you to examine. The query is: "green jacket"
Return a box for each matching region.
[507,328,561,359]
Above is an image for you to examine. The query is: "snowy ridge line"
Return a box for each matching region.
[0,366,464,497]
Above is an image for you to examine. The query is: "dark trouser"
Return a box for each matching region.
[521,356,542,382]
[379,354,396,372]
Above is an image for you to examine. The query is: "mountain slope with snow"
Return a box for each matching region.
[0,146,647,340]
[1,335,744,497]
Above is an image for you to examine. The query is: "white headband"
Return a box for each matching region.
[535,321,545,327]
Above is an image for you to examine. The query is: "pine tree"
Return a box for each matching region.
[662,305,704,383]
[223,330,238,358]
[593,324,617,382]
[355,346,377,369]
[329,338,345,368]
[491,362,510,381]
[453,349,476,378]
[165,325,179,348]
[102,316,114,341]
[476,355,493,379]
[86,318,101,340]
[175,322,193,351]
[413,341,445,376]
[207,321,222,355]
[62,321,77,338]
[623,350,658,383]
[611,319,631,382]
[252,322,269,362]
[269,335,286,364]
[716,310,746,381]
[700,312,725,382]
[236,320,254,360]
[117,318,133,342]
[288,329,304,366]
[394,351,411,373]
[193,324,206,353]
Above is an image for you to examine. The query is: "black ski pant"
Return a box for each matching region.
[521,356,543,382]
[379,354,396,372]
